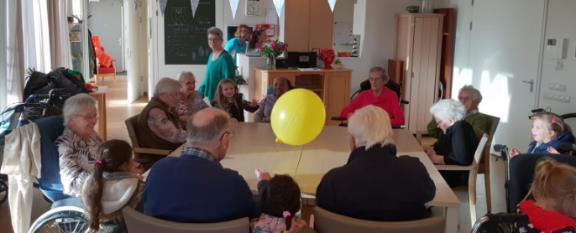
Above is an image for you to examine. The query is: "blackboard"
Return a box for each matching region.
[164,0,215,64]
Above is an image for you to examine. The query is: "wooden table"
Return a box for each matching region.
[170,123,460,233]
[89,87,107,140]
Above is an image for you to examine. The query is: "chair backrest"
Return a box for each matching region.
[125,114,141,148]
[123,207,250,233]
[480,114,500,173]
[313,207,445,233]
[35,116,69,202]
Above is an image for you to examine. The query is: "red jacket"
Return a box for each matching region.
[519,200,576,233]
[340,88,405,127]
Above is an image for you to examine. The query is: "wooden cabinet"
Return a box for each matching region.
[395,13,443,133]
[255,68,351,125]
[284,0,333,51]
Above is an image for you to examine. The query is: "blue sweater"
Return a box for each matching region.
[143,151,255,223]
[527,132,575,154]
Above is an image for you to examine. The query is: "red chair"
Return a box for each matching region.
[92,36,116,82]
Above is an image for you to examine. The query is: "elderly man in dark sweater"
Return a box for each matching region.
[143,108,255,223]
[316,105,436,221]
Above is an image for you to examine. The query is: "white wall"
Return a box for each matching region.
[150,0,277,96]
[341,0,420,91]
[89,0,124,71]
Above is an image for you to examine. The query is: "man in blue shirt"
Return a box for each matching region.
[225,24,251,66]
[144,108,255,223]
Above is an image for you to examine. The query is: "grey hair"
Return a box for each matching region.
[369,66,389,82]
[459,85,483,103]
[187,108,230,146]
[207,27,223,40]
[63,93,96,126]
[429,99,466,122]
[154,77,181,97]
[177,71,195,82]
[347,105,395,149]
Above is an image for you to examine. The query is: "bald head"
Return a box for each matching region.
[187,108,231,147]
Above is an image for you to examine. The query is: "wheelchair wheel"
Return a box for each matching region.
[0,180,7,205]
[28,206,88,233]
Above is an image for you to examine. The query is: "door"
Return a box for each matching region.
[538,0,576,118]
[468,0,545,151]
[467,0,546,214]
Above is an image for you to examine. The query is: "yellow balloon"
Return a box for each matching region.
[271,89,326,146]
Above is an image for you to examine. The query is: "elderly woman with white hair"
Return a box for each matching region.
[425,99,479,186]
[57,93,103,196]
[177,71,208,124]
[316,105,435,221]
[137,77,187,163]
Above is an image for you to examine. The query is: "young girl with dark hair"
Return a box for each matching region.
[213,79,259,122]
[252,172,311,233]
[82,140,143,233]
[518,159,576,232]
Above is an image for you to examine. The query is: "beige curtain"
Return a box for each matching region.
[47,0,72,69]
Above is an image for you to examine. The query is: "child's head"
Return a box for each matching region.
[85,140,134,231]
[215,79,238,106]
[260,175,301,230]
[530,159,576,218]
[530,112,566,143]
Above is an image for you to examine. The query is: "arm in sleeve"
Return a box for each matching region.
[254,98,268,122]
[315,172,336,211]
[339,93,364,118]
[58,143,91,196]
[223,54,237,80]
[236,176,257,218]
[413,159,436,202]
[242,100,259,113]
[147,108,187,143]
[444,124,476,165]
[224,38,236,54]
[387,92,405,126]
[427,119,443,139]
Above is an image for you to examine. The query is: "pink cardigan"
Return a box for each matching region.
[340,88,405,127]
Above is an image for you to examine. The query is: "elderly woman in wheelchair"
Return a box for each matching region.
[57,93,103,197]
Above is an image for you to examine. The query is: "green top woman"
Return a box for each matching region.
[198,27,236,101]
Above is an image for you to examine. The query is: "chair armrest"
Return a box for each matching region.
[435,164,473,171]
[133,147,171,156]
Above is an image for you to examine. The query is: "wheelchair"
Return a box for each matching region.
[0,99,89,232]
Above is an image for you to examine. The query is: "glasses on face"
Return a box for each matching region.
[77,113,99,120]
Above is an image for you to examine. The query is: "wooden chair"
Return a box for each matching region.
[436,133,489,224]
[123,207,249,233]
[478,114,500,214]
[313,207,445,233]
[124,114,171,159]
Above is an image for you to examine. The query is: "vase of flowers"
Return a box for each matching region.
[261,39,288,69]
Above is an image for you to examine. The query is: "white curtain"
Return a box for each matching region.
[5,0,53,106]
[48,0,72,69]
[5,0,24,106]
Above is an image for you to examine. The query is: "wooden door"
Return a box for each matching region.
[408,14,443,133]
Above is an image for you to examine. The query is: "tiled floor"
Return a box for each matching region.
[0,76,508,233]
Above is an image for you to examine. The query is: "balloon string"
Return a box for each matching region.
[295,146,304,175]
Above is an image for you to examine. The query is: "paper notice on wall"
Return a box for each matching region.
[229,0,240,19]
[272,0,284,17]
[191,0,199,18]
[328,0,337,12]
[159,0,167,16]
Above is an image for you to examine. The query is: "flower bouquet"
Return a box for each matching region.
[261,39,288,69]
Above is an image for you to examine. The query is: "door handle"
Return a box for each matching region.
[521,80,534,92]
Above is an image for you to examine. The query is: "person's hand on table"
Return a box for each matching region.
[425,147,445,164]
[547,146,560,154]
